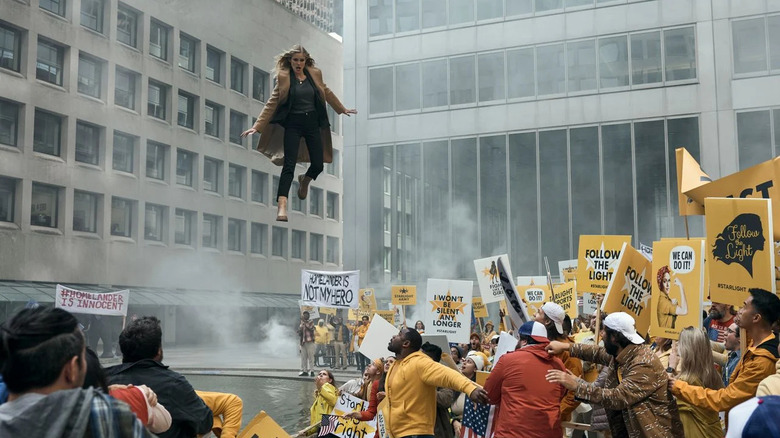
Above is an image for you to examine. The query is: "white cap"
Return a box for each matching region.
[603,312,645,344]
[541,302,565,334]
[466,351,486,371]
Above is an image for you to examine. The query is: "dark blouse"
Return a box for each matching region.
[290,77,316,114]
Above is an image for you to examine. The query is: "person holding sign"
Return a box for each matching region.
[296,369,338,437]
[545,312,683,438]
[656,266,689,329]
[298,311,317,377]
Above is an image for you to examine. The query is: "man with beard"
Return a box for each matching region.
[385,327,488,438]
[704,302,735,343]
[546,312,683,438]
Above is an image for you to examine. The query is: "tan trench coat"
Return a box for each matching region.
[251,66,347,166]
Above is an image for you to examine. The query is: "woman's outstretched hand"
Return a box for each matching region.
[343,109,358,116]
[240,128,257,138]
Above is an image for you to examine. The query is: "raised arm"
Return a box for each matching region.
[674,278,688,315]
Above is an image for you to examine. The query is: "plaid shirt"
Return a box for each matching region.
[90,391,155,438]
[299,320,315,344]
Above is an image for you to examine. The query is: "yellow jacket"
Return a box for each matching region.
[386,351,479,437]
[315,324,330,344]
[354,323,369,347]
[309,382,338,426]
[196,391,243,438]
[673,334,779,413]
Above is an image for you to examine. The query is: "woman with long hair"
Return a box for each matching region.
[674,327,723,438]
[656,265,689,329]
[344,359,386,438]
[241,45,357,221]
[414,320,425,334]
[296,369,338,437]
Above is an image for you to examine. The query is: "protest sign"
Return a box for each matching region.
[347,308,357,321]
[300,270,359,309]
[421,334,450,358]
[558,260,578,283]
[675,147,709,216]
[472,296,488,318]
[516,284,548,321]
[389,303,406,327]
[497,258,530,330]
[425,279,473,343]
[298,302,320,320]
[359,313,399,361]
[474,255,511,303]
[359,288,377,311]
[319,307,336,316]
[329,392,377,438]
[577,235,632,294]
[650,239,704,340]
[552,281,577,320]
[237,411,290,438]
[602,243,653,336]
[55,285,129,316]
[492,331,519,366]
[639,243,653,261]
[705,198,776,307]
[582,293,600,315]
[515,276,548,286]
[373,310,395,325]
[377,399,390,438]
[476,371,489,386]
[391,285,417,305]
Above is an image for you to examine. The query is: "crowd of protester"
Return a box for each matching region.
[1,287,779,438]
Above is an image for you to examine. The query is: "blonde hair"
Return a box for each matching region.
[677,326,723,390]
[273,44,315,76]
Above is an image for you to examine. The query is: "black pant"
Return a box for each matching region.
[356,352,370,371]
[277,112,324,201]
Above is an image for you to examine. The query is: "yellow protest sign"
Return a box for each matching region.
[359,288,377,312]
[558,259,578,283]
[552,281,577,320]
[577,235,632,294]
[705,198,776,307]
[472,297,488,318]
[476,370,490,386]
[373,310,395,325]
[602,243,653,337]
[347,308,358,321]
[331,392,377,438]
[650,239,705,340]
[516,284,549,320]
[319,307,337,315]
[675,147,709,216]
[391,285,417,305]
[237,411,291,438]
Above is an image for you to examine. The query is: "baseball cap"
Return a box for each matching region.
[466,350,489,371]
[541,302,565,334]
[470,332,480,341]
[518,320,549,343]
[726,396,780,437]
[603,312,644,345]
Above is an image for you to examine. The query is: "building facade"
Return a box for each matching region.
[274,0,336,33]
[0,0,346,299]
[343,0,780,287]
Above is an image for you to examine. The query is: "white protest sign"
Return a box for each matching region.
[421,334,450,359]
[330,392,377,438]
[55,285,129,316]
[425,279,473,344]
[358,313,399,361]
[297,301,320,320]
[474,255,510,303]
[300,270,360,309]
[582,293,599,315]
[491,331,519,367]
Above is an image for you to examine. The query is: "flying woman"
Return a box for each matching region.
[656,265,689,329]
[241,45,357,221]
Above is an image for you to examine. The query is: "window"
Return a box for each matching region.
[291,182,305,212]
[250,222,267,255]
[0,177,16,223]
[369,67,394,114]
[206,46,222,83]
[40,0,66,17]
[737,110,773,170]
[230,57,246,94]
[177,91,195,129]
[631,31,662,85]
[291,229,305,259]
[203,157,221,192]
[0,100,19,147]
[147,80,167,120]
[536,0,562,12]
[149,20,169,61]
[537,44,565,95]
[229,110,247,145]
[449,0,474,24]
[309,187,323,216]
[75,121,100,165]
[507,47,535,98]
[310,233,323,262]
[422,0,446,28]
[251,170,267,203]
[396,0,420,33]
[733,18,767,74]
[178,33,197,73]
[0,24,22,72]
[369,0,393,36]
[567,39,596,92]
[395,63,420,111]
[111,197,133,237]
[272,226,287,257]
[506,0,532,15]
[174,208,194,245]
[78,54,102,98]
[80,0,104,33]
[478,51,505,101]
[253,68,269,101]
[73,190,98,233]
[31,183,59,228]
[146,141,166,180]
[202,214,219,248]
[326,149,340,177]
[33,110,62,156]
[422,59,448,108]
[204,101,221,137]
[116,4,138,48]
[144,203,165,241]
[228,164,245,198]
[228,218,244,252]
[326,192,339,220]
[115,67,137,110]
[326,236,339,264]
[272,176,280,206]
[450,55,476,104]
[176,149,194,186]
[599,35,629,88]
[36,39,64,86]
[477,0,503,21]
[664,27,696,81]
[112,131,135,173]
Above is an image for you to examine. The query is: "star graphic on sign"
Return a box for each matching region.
[585,242,605,271]
[621,267,652,307]
[481,267,492,278]
[399,287,409,294]
[430,290,468,319]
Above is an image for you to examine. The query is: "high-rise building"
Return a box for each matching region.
[0,0,345,325]
[275,0,336,33]
[343,1,780,287]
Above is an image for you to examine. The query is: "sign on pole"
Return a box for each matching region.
[424,279,473,343]
[650,239,704,340]
[577,235,632,295]
[300,270,360,309]
[474,255,511,303]
[472,296,488,318]
[552,281,578,320]
[602,243,653,337]
[391,285,417,305]
[55,285,129,316]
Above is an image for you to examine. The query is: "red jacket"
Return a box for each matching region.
[484,344,566,438]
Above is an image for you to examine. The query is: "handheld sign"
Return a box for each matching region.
[497,257,530,331]
[472,297,488,318]
[359,313,399,361]
[391,285,417,305]
[301,270,360,309]
[552,281,578,320]
[474,255,511,303]
[577,235,632,295]
[602,243,653,337]
[424,279,473,343]
[55,285,129,316]
[650,239,704,340]
[237,411,291,438]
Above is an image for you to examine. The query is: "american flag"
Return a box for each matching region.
[318,414,339,437]
[460,397,497,438]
